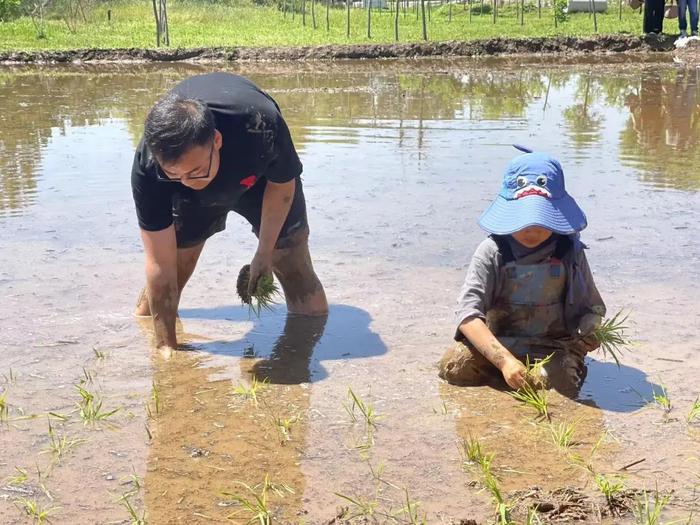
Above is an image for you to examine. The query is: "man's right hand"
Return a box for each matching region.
[500,358,528,390]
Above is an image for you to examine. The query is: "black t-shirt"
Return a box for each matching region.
[131,72,302,232]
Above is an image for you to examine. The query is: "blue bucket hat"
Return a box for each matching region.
[478,147,587,235]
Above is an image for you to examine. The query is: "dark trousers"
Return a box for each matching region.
[644,0,665,33]
[679,0,699,31]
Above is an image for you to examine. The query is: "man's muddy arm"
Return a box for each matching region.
[459,317,527,389]
[141,226,179,349]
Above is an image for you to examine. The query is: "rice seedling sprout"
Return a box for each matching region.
[508,382,550,421]
[632,486,671,525]
[5,467,28,486]
[687,396,700,424]
[549,420,576,449]
[75,384,120,425]
[594,473,626,505]
[14,498,60,524]
[221,474,294,524]
[232,376,269,406]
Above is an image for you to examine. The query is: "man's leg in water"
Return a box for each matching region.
[134,242,206,317]
[272,227,328,316]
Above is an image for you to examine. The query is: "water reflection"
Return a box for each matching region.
[0,61,698,221]
[621,67,700,190]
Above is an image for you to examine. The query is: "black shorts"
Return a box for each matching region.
[172,176,307,249]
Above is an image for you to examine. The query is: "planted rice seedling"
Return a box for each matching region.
[41,419,85,462]
[651,384,672,413]
[119,492,146,525]
[0,390,8,425]
[335,492,379,520]
[232,376,269,406]
[5,466,28,486]
[632,487,671,525]
[594,473,626,505]
[344,388,379,429]
[393,487,426,525]
[80,367,94,385]
[526,507,543,525]
[687,396,700,424]
[482,470,514,525]
[237,264,280,318]
[593,310,632,368]
[221,474,294,524]
[549,420,576,449]
[75,384,120,425]
[268,413,298,444]
[508,383,550,421]
[460,435,494,474]
[14,497,60,524]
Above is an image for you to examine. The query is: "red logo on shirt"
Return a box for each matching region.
[240,175,257,189]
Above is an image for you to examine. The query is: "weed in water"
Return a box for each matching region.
[632,486,671,525]
[594,473,626,505]
[75,384,120,425]
[593,310,632,368]
[237,264,280,317]
[549,420,576,449]
[5,466,28,486]
[508,382,550,421]
[687,396,700,424]
[221,474,294,524]
[41,419,85,462]
[14,498,60,524]
[232,376,269,406]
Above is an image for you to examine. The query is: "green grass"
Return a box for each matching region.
[650,383,672,413]
[221,474,294,524]
[75,384,120,426]
[232,375,269,406]
[0,0,651,51]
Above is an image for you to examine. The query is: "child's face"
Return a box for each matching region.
[512,226,553,248]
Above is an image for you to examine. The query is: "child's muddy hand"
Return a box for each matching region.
[501,358,528,390]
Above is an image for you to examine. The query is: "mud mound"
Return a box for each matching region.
[0,35,679,64]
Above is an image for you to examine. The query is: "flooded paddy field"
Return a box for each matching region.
[0,57,699,524]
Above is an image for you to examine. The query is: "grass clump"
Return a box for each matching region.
[221,474,294,524]
[237,264,280,318]
[593,310,632,368]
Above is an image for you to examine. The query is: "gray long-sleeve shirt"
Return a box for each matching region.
[454,235,606,341]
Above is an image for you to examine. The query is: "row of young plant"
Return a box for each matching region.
[1,346,147,523]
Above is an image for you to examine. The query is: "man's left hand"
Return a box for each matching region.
[247,249,274,298]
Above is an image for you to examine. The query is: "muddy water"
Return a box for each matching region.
[1,58,699,524]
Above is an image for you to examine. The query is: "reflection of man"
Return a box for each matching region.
[131,73,328,351]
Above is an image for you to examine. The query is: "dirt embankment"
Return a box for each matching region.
[0,34,681,63]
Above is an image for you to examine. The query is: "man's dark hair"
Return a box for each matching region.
[144,94,215,164]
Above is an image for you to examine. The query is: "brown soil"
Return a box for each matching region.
[0,34,680,64]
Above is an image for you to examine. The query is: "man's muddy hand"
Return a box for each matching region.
[247,249,274,298]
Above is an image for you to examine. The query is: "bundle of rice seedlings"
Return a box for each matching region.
[237,264,280,317]
[593,310,632,368]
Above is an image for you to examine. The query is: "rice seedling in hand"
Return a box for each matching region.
[508,382,550,421]
[593,310,632,368]
[524,353,554,389]
[221,474,294,524]
[632,486,671,525]
[41,419,85,463]
[14,497,60,524]
[237,264,280,318]
[75,384,120,426]
[594,473,626,506]
[232,376,269,406]
[687,396,700,424]
[549,420,577,449]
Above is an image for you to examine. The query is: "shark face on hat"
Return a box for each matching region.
[478,151,588,235]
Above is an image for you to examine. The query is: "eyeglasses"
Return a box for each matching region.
[156,141,214,183]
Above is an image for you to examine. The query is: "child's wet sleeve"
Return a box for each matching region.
[453,239,499,340]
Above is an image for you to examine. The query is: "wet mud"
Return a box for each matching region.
[0,34,682,64]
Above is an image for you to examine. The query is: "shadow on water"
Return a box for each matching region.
[578,356,663,413]
[178,303,387,384]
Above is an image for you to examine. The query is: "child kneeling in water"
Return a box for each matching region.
[439,147,606,394]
